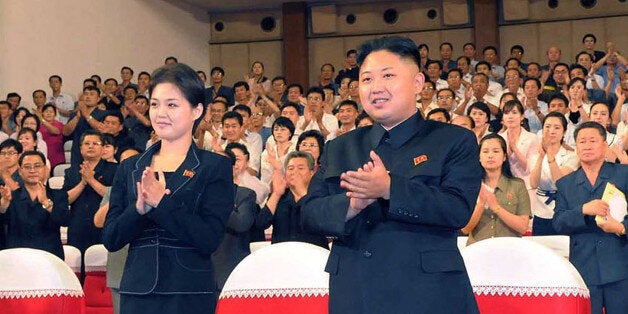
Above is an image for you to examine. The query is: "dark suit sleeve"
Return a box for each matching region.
[101,160,146,252]
[144,156,234,256]
[48,189,70,227]
[552,178,592,234]
[227,188,257,234]
[387,132,481,229]
[256,204,275,230]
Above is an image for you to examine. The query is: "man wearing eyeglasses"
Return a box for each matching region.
[63,130,117,255]
[296,87,338,141]
[0,151,69,259]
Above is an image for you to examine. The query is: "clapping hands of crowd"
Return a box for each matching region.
[0,185,11,211]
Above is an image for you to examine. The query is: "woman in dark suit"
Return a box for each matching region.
[102,63,234,313]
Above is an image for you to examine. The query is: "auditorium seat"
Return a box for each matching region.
[83,245,113,314]
[63,245,82,280]
[0,248,85,314]
[48,176,65,190]
[53,163,71,177]
[217,242,330,314]
[63,140,73,152]
[461,237,590,313]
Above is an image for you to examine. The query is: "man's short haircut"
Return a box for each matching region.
[83,85,101,95]
[426,60,443,70]
[165,56,178,63]
[457,56,471,64]
[6,92,21,102]
[210,66,225,76]
[104,78,118,85]
[453,115,475,129]
[80,129,104,145]
[523,77,542,89]
[423,80,436,89]
[554,62,570,72]
[549,93,569,107]
[138,71,151,79]
[439,42,453,51]
[48,75,62,84]
[121,66,134,75]
[346,49,357,57]
[18,150,46,167]
[123,85,138,94]
[222,110,243,125]
[211,99,228,111]
[426,108,451,122]
[233,81,250,91]
[272,116,296,139]
[280,102,300,114]
[32,89,47,98]
[504,67,522,78]
[321,63,335,72]
[357,36,421,68]
[285,150,315,171]
[582,33,596,43]
[504,58,522,68]
[463,42,475,50]
[569,63,589,76]
[447,68,463,78]
[103,111,124,124]
[475,61,491,71]
[574,121,606,140]
[287,83,304,95]
[437,88,455,97]
[83,78,97,87]
[0,139,23,154]
[483,46,498,55]
[527,62,541,70]
[306,87,325,101]
[339,99,359,111]
[91,75,102,83]
[232,104,252,117]
[0,101,9,109]
[510,45,525,54]
[417,43,429,52]
[225,142,250,164]
[272,76,286,84]
[471,72,489,83]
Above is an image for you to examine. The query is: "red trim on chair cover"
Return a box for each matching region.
[216,295,328,314]
[1,296,85,314]
[475,293,591,314]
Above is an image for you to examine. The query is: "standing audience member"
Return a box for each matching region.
[47,75,75,124]
[63,85,107,166]
[38,104,65,169]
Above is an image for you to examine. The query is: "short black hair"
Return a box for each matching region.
[83,85,101,95]
[320,63,335,72]
[121,66,134,75]
[355,112,373,128]
[6,92,21,102]
[280,102,300,114]
[18,150,46,167]
[467,102,491,123]
[574,121,606,140]
[12,108,29,125]
[0,139,23,154]
[504,58,522,68]
[103,111,124,125]
[510,44,525,54]
[582,33,596,44]
[210,66,225,76]
[224,142,250,164]
[306,87,325,101]
[83,78,97,87]
[21,113,41,131]
[475,61,491,71]
[463,42,475,50]
[426,108,451,122]
[222,110,243,126]
[548,93,569,107]
[457,56,471,64]
[569,63,589,76]
[91,74,102,83]
[165,56,178,63]
[80,129,104,145]
[272,76,286,84]
[527,62,541,70]
[232,104,252,117]
[553,62,570,72]
[483,46,497,55]
[346,49,357,57]
[543,111,568,137]
[338,99,359,111]
[138,71,151,79]
[426,60,443,70]
[123,85,138,94]
[417,43,429,52]
[272,116,296,140]
[48,75,62,84]
[32,89,47,98]
[287,83,303,95]
[357,36,420,68]
[447,68,463,78]
[18,127,38,145]
[101,133,118,148]
[297,130,325,164]
[523,77,541,89]
[439,42,453,51]
[233,81,250,91]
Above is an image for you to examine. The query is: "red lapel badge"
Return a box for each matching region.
[413,155,428,166]
[183,170,195,178]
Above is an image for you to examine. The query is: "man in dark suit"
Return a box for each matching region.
[205,67,235,107]
[553,121,628,314]
[302,36,481,313]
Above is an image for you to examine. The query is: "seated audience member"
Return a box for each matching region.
[439,42,457,78]
[31,89,47,113]
[322,86,336,114]
[211,111,261,177]
[542,93,577,149]
[318,63,339,93]
[0,140,23,192]
[117,66,138,96]
[504,58,525,78]
[334,49,359,84]
[164,56,178,65]
[446,68,466,101]
[123,95,152,151]
[490,92,519,133]
[296,87,338,141]
[509,45,528,72]
[500,67,524,101]
[457,56,474,83]
[522,78,548,134]
[102,111,134,161]
[296,130,325,172]
[15,114,48,156]
[418,43,431,72]
[425,60,448,90]
[529,112,579,235]
[541,45,563,74]
[17,129,50,168]
[575,51,605,90]
[552,122,628,314]
[6,92,21,111]
[499,99,540,212]
[347,79,361,109]
[137,71,151,98]
[566,78,591,123]
[63,130,117,253]
[249,104,267,144]
[569,63,606,103]
[462,133,530,245]
[475,61,503,97]
[593,44,626,98]
[101,134,117,163]
[463,42,478,69]
[329,100,359,140]
[233,81,254,108]
[467,102,493,142]
[539,62,570,103]
[611,80,628,137]
[355,112,374,128]
[232,104,263,156]
[227,143,269,206]
[197,99,227,150]
[246,61,272,95]
[436,88,458,118]
[418,81,438,118]
[63,85,107,166]
[526,62,542,80]
[588,102,624,162]
[38,104,65,169]
[205,66,235,106]
[269,76,288,105]
[0,101,14,136]
[286,83,306,112]
[212,144,260,292]
[0,151,69,259]
[582,33,606,62]
[256,151,328,248]
[451,115,475,130]
[455,72,499,117]
[101,78,123,111]
[426,108,451,123]
[483,46,505,82]
[121,86,138,115]
[260,117,297,187]
[334,77,352,109]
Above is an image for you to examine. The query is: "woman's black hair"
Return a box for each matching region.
[479,133,514,179]
[272,116,295,141]
[297,130,325,164]
[21,113,41,131]
[18,127,38,150]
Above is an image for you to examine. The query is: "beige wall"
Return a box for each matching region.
[0,0,211,104]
